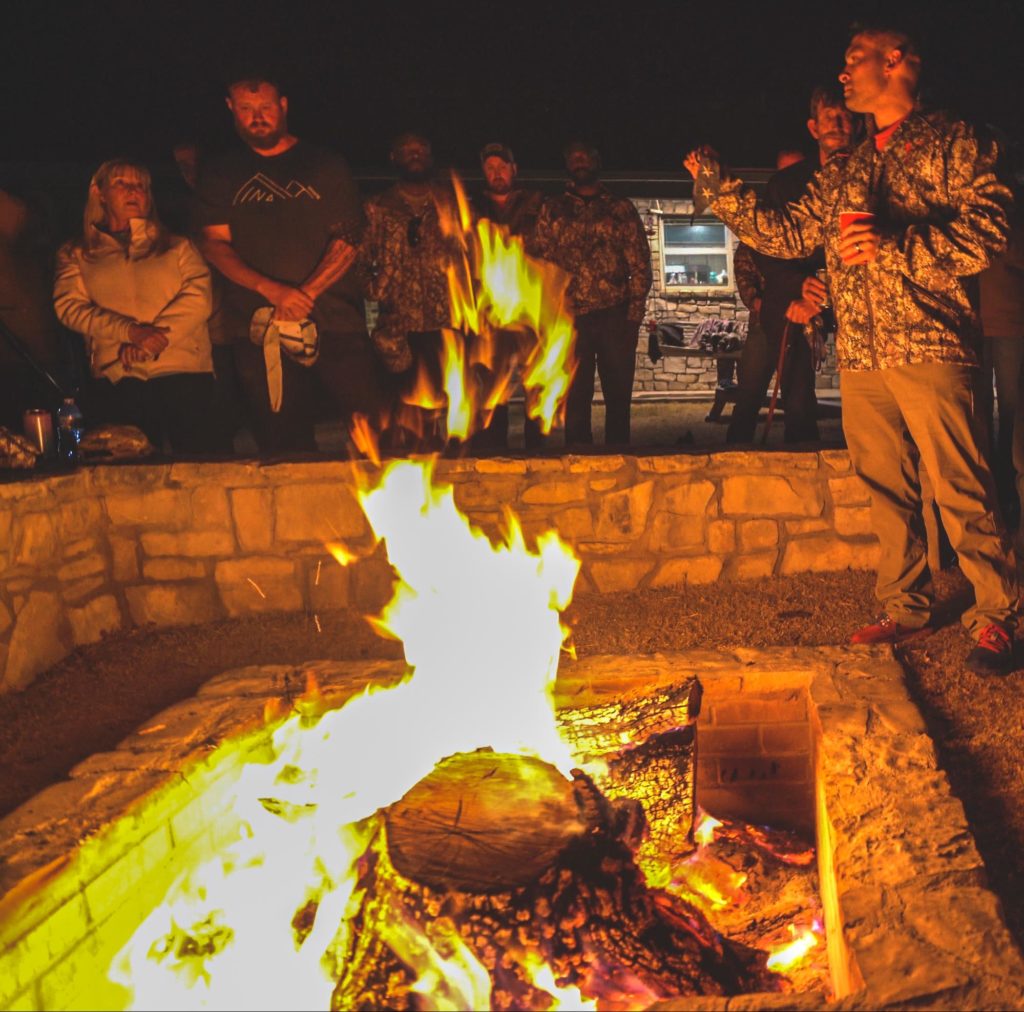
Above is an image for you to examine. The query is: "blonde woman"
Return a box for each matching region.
[53,159,229,454]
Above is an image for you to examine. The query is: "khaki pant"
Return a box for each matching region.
[841,363,1018,635]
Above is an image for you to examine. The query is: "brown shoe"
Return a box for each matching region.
[851,615,931,645]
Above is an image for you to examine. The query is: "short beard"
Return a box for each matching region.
[238,124,284,151]
[398,164,433,183]
[486,179,512,196]
[570,167,599,187]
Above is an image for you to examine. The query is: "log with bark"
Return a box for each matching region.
[328,749,775,1010]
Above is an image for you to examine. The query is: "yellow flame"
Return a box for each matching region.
[325,542,357,567]
[110,458,582,1009]
[766,924,821,972]
[694,811,722,847]
[523,953,597,1011]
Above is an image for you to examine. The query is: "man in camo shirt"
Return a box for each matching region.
[533,141,652,447]
[685,23,1019,675]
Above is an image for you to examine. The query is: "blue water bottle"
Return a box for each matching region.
[57,397,84,465]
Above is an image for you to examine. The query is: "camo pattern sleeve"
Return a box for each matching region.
[533,187,651,318]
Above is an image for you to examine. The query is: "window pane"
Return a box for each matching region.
[664,254,729,287]
[663,221,726,247]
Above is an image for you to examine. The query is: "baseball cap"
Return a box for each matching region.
[479,142,515,166]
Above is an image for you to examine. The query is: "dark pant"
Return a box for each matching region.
[565,304,638,446]
[91,372,232,455]
[234,330,386,454]
[726,321,819,444]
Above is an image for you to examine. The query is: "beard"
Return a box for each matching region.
[486,178,512,196]
[237,121,284,150]
[398,162,433,183]
[570,166,599,187]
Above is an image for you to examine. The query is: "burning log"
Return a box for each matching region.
[328,748,774,1010]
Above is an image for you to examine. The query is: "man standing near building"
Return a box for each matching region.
[361,131,459,452]
[533,141,651,447]
[685,25,1019,674]
[726,86,853,445]
[196,72,379,454]
[472,141,546,451]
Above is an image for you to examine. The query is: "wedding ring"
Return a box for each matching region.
[855,241,863,253]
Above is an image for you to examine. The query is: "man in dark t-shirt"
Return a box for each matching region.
[196,73,382,454]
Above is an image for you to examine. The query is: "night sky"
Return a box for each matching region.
[6,0,1024,176]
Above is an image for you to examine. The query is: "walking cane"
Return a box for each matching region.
[760,320,793,444]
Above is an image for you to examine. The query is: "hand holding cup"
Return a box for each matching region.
[838,210,879,265]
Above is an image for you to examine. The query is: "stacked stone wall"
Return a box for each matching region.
[0,451,877,695]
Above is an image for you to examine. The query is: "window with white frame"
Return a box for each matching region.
[661,218,733,291]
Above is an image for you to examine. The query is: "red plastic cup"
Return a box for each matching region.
[839,210,875,234]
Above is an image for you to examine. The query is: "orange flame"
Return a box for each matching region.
[352,171,576,460]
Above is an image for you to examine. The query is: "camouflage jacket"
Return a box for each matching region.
[532,185,652,321]
[360,183,459,335]
[699,111,1012,371]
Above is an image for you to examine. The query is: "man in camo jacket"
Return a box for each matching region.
[533,141,652,446]
[685,23,1019,675]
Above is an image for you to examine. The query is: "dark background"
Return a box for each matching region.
[6,0,1023,178]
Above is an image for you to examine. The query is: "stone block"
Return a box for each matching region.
[829,475,870,506]
[3,591,69,691]
[140,530,236,557]
[834,506,874,537]
[708,519,735,554]
[61,576,106,604]
[727,552,778,580]
[739,519,779,551]
[661,479,716,515]
[650,555,723,587]
[594,481,654,540]
[168,461,263,485]
[785,519,831,535]
[553,507,594,540]
[63,537,97,558]
[566,455,625,472]
[104,489,191,528]
[0,601,10,635]
[474,458,527,474]
[274,483,367,542]
[57,553,108,582]
[68,595,123,646]
[86,463,171,488]
[110,535,139,581]
[350,551,398,613]
[0,510,10,552]
[722,475,824,517]
[215,557,303,615]
[454,479,520,510]
[589,478,616,492]
[308,555,351,610]
[587,558,654,593]
[648,512,706,551]
[520,481,585,505]
[143,558,207,581]
[821,449,853,473]
[12,511,58,566]
[230,487,274,552]
[191,486,232,528]
[57,498,103,542]
[125,583,221,627]
[781,535,878,574]
[525,458,565,473]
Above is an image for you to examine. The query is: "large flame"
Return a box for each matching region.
[110,459,581,1010]
[352,172,576,461]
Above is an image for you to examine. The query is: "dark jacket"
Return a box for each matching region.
[473,186,545,242]
[533,184,652,321]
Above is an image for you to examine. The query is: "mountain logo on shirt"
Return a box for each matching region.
[233,174,322,205]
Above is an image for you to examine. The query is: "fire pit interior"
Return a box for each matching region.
[2,646,1022,1011]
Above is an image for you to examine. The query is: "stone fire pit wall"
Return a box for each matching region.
[0,450,879,694]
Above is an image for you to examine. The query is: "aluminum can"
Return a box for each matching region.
[22,408,55,456]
